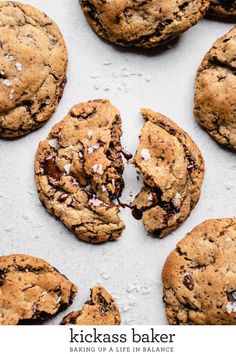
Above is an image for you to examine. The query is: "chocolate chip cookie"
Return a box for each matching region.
[194,27,236,150]
[35,99,125,244]
[0,2,67,138]
[132,109,204,238]
[61,286,121,325]
[79,0,209,48]
[0,254,77,325]
[208,0,236,18]
[163,218,236,325]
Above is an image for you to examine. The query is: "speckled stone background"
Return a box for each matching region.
[0,0,234,325]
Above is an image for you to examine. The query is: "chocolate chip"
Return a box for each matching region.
[183,274,194,290]
[150,229,162,238]
[0,269,6,286]
[58,193,69,202]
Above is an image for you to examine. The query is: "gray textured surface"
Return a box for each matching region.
[0,0,234,325]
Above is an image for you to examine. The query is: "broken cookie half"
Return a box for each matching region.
[132,109,204,238]
[0,254,77,325]
[35,99,125,243]
[61,286,121,325]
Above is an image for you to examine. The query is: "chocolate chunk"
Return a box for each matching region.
[183,274,194,290]
[0,269,6,286]
[42,156,63,186]
[227,290,236,302]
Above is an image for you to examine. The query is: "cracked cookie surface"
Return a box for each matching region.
[61,286,121,325]
[34,99,125,244]
[162,218,236,325]
[132,109,204,238]
[0,254,77,325]
[0,1,67,138]
[194,27,236,150]
[79,0,209,48]
[209,0,236,17]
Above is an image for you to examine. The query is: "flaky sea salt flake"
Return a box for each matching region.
[64,163,71,174]
[141,148,151,161]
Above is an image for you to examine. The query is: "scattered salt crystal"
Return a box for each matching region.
[78,151,83,158]
[92,164,103,175]
[15,62,22,71]
[122,304,131,313]
[141,148,151,161]
[127,294,136,305]
[225,237,232,243]
[88,143,100,154]
[48,138,58,148]
[225,183,233,191]
[0,70,4,76]
[100,272,110,280]
[126,284,137,293]
[64,163,71,174]
[103,60,112,66]
[142,284,152,294]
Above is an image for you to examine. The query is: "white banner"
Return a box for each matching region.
[0,325,234,354]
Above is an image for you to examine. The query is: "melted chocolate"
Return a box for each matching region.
[227,290,236,302]
[132,207,143,220]
[42,156,63,186]
[121,148,133,161]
